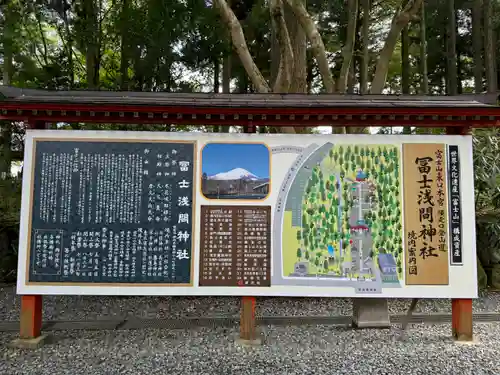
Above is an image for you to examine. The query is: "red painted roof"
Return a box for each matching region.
[1,87,499,128]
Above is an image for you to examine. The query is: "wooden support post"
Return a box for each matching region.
[11,118,48,349]
[452,299,473,341]
[11,294,46,348]
[20,295,43,339]
[236,122,261,346]
[446,125,473,341]
[239,296,259,342]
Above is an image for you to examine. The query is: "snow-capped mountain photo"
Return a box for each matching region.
[208,167,260,181]
[201,143,270,200]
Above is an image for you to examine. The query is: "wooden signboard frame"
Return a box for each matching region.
[1,87,495,345]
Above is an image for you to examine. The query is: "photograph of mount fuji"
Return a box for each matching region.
[201,143,270,200]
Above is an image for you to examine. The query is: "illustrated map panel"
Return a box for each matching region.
[199,205,271,287]
[28,139,195,284]
[275,142,463,295]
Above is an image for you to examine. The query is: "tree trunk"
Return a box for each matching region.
[83,0,100,89]
[484,0,497,93]
[446,0,457,96]
[212,57,221,133]
[346,9,367,134]
[371,0,423,94]
[360,0,370,95]
[214,0,271,92]
[338,0,359,93]
[306,52,314,92]
[1,3,14,180]
[347,58,355,94]
[217,0,336,97]
[285,0,335,93]
[401,16,410,95]
[417,1,430,136]
[284,1,306,93]
[285,0,307,134]
[223,55,231,94]
[419,1,428,95]
[472,0,483,93]
[0,124,12,181]
[270,24,280,89]
[401,0,411,135]
[271,0,299,134]
[457,46,463,94]
[270,0,294,93]
[238,69,249,93]
[120,0,129,90]
[221,51,231,133]
[0,2,16,274]
[213,58,220,93]
[62,1,74,88]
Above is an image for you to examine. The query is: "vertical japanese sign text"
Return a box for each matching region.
[403,144,450,285]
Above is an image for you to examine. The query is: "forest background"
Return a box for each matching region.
[1,0,500,288]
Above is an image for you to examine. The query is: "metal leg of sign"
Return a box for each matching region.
[10,295,47,349]
[352,298,391,328]
[452,299,473,341]
[236,296,262,346]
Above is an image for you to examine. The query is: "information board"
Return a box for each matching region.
[26,139,195,285]
[18,131,477,298]
[199,205,271,287]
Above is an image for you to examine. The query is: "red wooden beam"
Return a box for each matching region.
[1,113,498,127]
[3,102,500,117]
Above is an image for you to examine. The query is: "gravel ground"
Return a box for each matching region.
[1,285,500,321]
[1,323,499,375]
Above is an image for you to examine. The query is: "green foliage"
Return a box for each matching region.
[2,0,500,285]
[0,177,22,282]
[473,129,500,282]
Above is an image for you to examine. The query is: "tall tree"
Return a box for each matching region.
[370,0,424,93]
[484,0,497,93]
[285,0,307,94]
[419,0,428,95]
[446,0,457,95]
[360,0,370,94]
[81,0,101,89]
[119,0,130,90]
[472,0,483,93]
[0,1,16,180]
[0,0,18,281]
[401,0,411,134]
[215,0,423,136]
[401,1,410,96]
[338,0,359,93]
